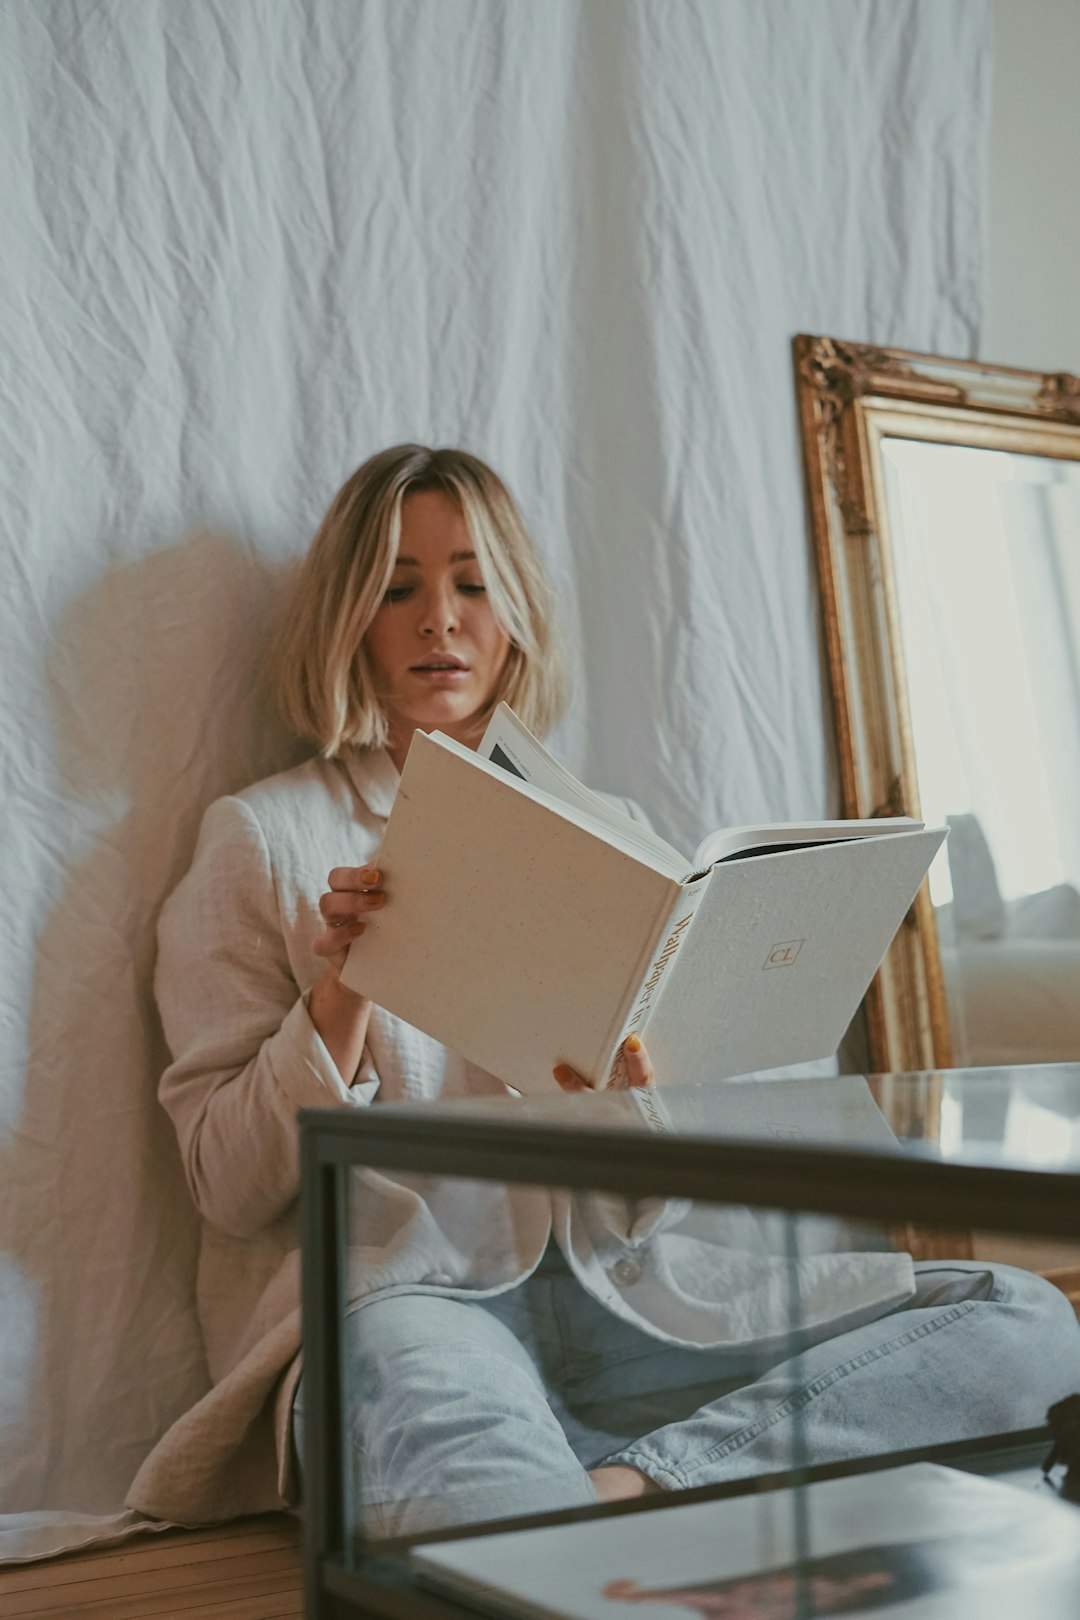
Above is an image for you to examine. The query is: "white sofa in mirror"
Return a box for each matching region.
[937,813,1080,1067]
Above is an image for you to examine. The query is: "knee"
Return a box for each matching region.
[989,1264,1080,1389]
[994,1263,1078,1324]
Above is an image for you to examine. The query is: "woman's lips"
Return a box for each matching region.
[409,665,470,683]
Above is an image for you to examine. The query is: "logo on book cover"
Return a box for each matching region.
[763,939,804,970]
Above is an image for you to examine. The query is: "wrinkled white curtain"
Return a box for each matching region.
[0,0,990,1559]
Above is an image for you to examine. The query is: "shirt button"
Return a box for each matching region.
[611,1256,641,1288]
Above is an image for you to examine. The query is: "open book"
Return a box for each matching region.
[340,705,945,1093]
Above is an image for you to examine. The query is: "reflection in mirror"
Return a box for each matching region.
[879,441,1080,1068]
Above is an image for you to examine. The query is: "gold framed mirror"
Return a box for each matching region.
[794,335,1080,1077]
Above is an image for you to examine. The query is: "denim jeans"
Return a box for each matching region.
[293,1241,1080,1538]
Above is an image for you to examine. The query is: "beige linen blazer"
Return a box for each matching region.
[127,748,913,1525]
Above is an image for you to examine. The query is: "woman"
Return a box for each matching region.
[128,445,1078,1536]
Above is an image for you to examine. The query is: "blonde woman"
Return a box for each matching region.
[129,445,1078,1537]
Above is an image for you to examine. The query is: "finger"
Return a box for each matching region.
[319,888,386,921]
[327,865,381,892]
[312,920,366,956]
[622,1033,655,1089]
[553,1063,590,1093]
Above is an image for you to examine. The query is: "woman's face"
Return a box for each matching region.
[365,489,512,768]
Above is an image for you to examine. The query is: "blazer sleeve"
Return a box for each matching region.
[155,794,378,1238]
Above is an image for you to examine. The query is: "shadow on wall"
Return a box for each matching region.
[0,527,306,1515]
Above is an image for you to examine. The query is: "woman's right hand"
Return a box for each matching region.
[309,866,386,1085]
[313,865,387,978]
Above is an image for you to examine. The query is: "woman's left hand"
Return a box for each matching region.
[553,1034,655,1092]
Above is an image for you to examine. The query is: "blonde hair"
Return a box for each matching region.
[275,444,569,755]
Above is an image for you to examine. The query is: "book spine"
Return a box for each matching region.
[603,878,709,1087]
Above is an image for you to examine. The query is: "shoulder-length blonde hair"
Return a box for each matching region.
[275,445,569,756]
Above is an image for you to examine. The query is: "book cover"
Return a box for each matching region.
[340,731,689,1092]
[640,828,945,1086]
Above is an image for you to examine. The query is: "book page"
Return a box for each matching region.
[478,707,935,881]
[428,731,687,880]
[693,815,926,870]
[476,705,690,872]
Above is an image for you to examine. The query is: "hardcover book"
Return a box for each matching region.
[410,1462,1080,1620]
[340,705,944,1094]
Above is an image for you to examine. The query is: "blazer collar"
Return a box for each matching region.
[342,747,400,822]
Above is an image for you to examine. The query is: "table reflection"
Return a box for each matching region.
[441,1064,1080,1176]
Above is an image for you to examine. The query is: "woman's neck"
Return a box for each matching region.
[387,737,411,775]
[386,719,481,775]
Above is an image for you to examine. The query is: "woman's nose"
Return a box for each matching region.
[419,586,459,636]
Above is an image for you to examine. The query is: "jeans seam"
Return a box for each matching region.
[635,1299,979,1487]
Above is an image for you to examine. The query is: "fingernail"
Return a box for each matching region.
[360,867,379,884]
[625,1034,642,1054]
[368,893,386,908]
[553,1064,585,1089]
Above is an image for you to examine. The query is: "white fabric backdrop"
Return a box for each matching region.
[0,0,990,1555]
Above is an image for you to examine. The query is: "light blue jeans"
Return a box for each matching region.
[293,1241,1080,1538]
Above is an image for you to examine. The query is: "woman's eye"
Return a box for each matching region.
[383,585,413,604]
[457,582,487,596]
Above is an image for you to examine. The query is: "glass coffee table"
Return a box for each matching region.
[299,1063,1080,1618]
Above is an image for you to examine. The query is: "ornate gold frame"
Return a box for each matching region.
[794,334,1080,1075]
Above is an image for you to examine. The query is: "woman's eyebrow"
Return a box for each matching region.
[393,550,476,567]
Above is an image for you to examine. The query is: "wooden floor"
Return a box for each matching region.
[0,1515,304,1620]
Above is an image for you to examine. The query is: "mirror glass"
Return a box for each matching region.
[879,438,1080,1067]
